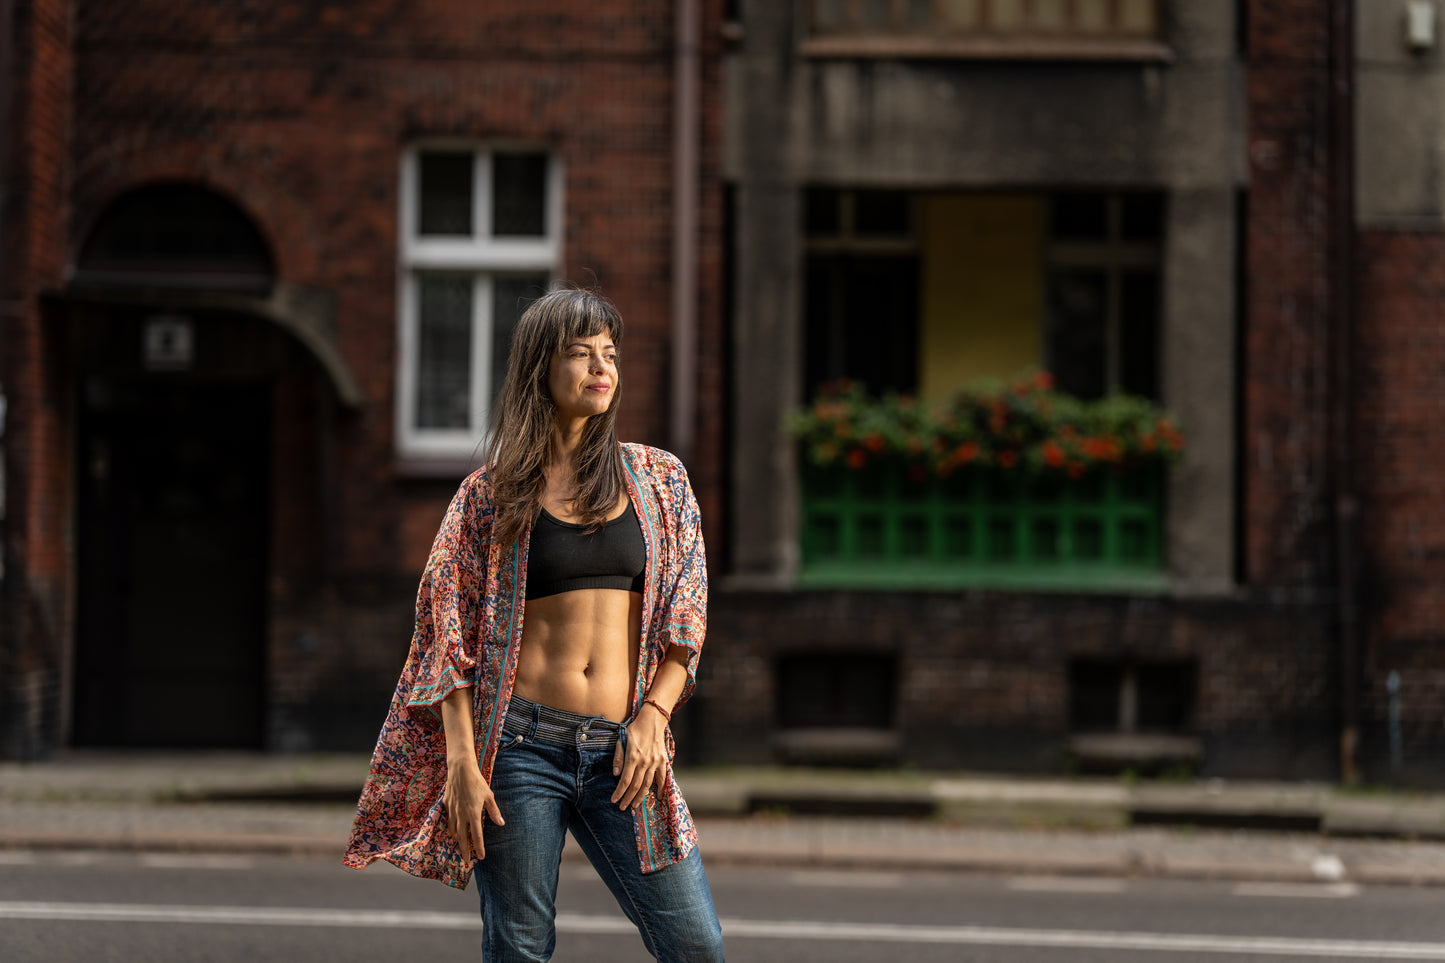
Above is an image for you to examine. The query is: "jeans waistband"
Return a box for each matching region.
[503,694,624,751]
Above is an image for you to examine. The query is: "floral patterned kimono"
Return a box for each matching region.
[344,443,707,889]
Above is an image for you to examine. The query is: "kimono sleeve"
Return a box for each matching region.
[658,457,708,708]
[401,472,491,716]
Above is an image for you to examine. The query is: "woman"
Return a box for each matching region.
[345,288,725,961]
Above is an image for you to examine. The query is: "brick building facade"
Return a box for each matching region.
[3,1,1442,786]
[707,0,1441,785]
[1,0,727,754]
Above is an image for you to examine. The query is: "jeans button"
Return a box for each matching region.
[579,732,588,742]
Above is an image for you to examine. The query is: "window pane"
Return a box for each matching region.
[492,152,549,237]
[1050,194,1108,240]
[854,190,911,237]
[1046,269,1107,400]
[416,273,474,430]
[491,275,549,403]
[1120,192,1164,240]
[812,0,847,31]
[418,152,474,236]
[1136,662,1197,731]
[1035,0,1068,30]
[805,187,842,236]
[991,0,1026,32]
[1076,0,1111,33]
[805,253,920,394]
[860,0,891,29]
[940,0,981,28]
[1120,0,1158,34]
[1120,270,1160,400]
[1069,661,1124,730]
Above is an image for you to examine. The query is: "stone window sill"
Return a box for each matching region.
[800,35,1174,63]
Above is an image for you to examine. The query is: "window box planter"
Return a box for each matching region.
[799,461,1168,593]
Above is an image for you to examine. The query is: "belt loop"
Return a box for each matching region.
[617,719,630,758]
[528,698,540,741]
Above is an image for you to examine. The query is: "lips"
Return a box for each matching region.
[586,383,611,392]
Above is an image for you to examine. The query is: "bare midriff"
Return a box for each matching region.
[513,589,642,723]
[513,492,642,723]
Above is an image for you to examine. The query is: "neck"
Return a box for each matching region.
[549,416,589,472]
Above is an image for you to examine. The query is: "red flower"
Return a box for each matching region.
[997,450,1018,469]
[1042,440,1067,468]
[834,421,853,439]
[864,432,885,453]
[954,441,979,465]
[1034,371,1055,391]
[845,449,867,469]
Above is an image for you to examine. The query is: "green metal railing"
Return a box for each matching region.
[799,462,1168,592]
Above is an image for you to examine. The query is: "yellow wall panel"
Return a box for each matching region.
[919,193,1044,403]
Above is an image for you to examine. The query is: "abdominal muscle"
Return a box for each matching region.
[513,588,643,723]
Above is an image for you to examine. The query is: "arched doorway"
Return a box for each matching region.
[68,183,283,748]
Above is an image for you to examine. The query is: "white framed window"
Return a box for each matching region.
[396,145,562,461]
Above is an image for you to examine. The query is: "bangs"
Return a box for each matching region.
[554,291,624,350]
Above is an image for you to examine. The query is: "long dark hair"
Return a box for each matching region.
[485,286,627,547]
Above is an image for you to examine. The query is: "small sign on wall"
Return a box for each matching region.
[143,315,195,371]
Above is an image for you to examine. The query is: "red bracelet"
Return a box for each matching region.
[642,698,672,723]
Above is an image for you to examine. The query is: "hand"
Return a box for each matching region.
[611,704,668,810]
[442,758,504,862]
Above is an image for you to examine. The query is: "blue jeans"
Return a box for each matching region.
[473,697,725,962]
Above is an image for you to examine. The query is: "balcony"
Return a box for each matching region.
[791,374,1179,592]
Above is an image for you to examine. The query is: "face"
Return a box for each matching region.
[547,330,618,421]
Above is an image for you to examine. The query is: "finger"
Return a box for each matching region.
[470,810,487,861]
[612,740,626,777]
[621,770,650,809]
[484,792,505,827]
[451,807,472,864]
[612,754,639,804]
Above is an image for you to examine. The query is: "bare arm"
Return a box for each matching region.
[611,645,691,809]
[440,687,504,861]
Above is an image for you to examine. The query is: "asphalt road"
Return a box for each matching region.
[2,849,1444,961]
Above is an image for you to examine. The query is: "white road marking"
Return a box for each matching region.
[139,854,255,871]
[1311,854,1346,880]
[51,852,102,867]
[1233,882,1360,899]
[4,901,1445,958]
[788,870,904,888]
[1007,876,1127,894]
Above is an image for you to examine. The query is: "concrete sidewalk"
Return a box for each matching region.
[3,751,1445,887]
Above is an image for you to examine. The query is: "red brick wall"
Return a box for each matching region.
[1355,229,1445,781]
[1,0,74,756]
[50,1,728,751]
[3,0,726,752]
[68,0,726,577]
[1241,0,1336,588]
[702,589,1337,778]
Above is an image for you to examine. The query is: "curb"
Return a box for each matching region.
[4,825,1444,889]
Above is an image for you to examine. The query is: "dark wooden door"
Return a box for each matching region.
[74,380,270,747]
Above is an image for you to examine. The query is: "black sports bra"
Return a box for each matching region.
[525,500,647,601]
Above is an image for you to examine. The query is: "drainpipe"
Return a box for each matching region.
[1328,0,1359,784]
[670,0,700,466]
